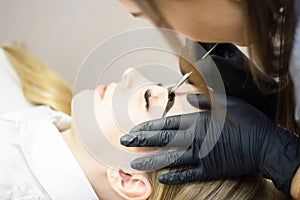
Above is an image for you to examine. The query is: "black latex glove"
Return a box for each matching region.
[180,43,278,120]
[121,95,300,195]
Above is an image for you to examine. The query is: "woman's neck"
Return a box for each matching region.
[60,127,122,200]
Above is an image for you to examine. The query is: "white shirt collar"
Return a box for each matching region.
[0,106,99,200]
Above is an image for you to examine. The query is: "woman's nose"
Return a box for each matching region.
[121,68,149,89]
[121,68,137,89]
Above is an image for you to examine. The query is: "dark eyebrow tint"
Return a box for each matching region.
[156,83,175,117]
[162,87,175,118]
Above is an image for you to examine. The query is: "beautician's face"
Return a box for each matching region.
[94,68,198,149]
[119,0,247,45]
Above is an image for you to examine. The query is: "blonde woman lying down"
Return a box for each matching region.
[0,45,287,200]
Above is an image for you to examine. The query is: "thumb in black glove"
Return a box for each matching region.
[180,42,278,120]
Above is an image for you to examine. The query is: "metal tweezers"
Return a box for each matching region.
[162,44,218,117]
[162,72,192,117]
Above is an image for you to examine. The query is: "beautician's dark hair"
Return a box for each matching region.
[242,0,299,134]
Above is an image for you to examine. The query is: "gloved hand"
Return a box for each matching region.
[180,43,278,120]
[120,94,300,195]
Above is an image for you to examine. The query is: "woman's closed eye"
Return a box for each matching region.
[144,89,151,110]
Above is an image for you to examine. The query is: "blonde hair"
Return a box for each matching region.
[147,168,285,200]
[3,44,72,115]
[3,44,286,200]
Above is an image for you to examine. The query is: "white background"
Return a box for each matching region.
[0,0,248,85]
[0,0,153,84]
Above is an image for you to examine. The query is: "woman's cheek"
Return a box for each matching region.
[94,102,128,149]
[128,103,150,125]
[148,101,168,119]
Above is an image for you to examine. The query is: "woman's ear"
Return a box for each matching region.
[107,168,152,200]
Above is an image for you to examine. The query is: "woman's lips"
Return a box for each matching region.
[97,84,107,99]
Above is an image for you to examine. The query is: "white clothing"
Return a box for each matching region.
[0,48,99,200]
